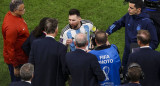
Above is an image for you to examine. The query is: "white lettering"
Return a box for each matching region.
[99,55,110,60]
[98,59,114,64]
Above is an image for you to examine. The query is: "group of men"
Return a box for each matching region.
[2,0,160,86]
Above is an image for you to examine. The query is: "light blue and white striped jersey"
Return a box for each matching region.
[60,20,96,51]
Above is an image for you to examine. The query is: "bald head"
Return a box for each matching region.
[137,30,151,45]
[95,30,107,45]
[75,33,88,47]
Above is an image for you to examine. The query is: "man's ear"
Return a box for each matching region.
[78,17,82,21]
[137,40,141,45]
[55,28,58,34]
[137,8,141,13]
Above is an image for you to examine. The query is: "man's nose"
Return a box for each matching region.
[70,21,73,24]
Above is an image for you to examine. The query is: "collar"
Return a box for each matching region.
[21,80,31,84]
[77,48,87,52]
[25,81,31,84]
[95,44,111,50]
[131,10,149,20]
[140,46,150,48]
[46,35,55,39]
[43,31,47,35]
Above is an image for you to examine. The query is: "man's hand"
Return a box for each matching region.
[14,67,20,77]
[66,39,73,45]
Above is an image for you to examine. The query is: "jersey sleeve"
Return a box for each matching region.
[87,23,97,32]
[106,13,127,35]
[60,24,70,43]
[62,31,69,45]
[146,19,159,49]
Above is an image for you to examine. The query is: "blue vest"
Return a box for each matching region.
[89,44,121,86]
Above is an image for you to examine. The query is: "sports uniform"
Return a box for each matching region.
[106,11,158,73]
[60,20,96,51]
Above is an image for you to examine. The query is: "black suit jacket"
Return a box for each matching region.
[65,49,105,86]
[9,81,31,86]
[120,83,141,86]
[22,32,46,56]
[29,37,67,86]
[128,47,160,86]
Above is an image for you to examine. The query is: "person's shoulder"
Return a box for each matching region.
[57,41,67,48]
[111,44,118,49]
[31,37,45,46]
[140,12,153,22]
[9,81,31,86]
[129,48,150,57]
[60,24,71,36]
[86,52,97,59]
[81,19,93,24]
[152,50,160,55]
[88,50,95,53]
[120,83,141,86]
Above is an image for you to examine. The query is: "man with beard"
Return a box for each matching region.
[60,9,97,51]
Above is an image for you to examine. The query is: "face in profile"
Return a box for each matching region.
[68,15,81,29]
[15,4,25,16]
[128,3,140,15]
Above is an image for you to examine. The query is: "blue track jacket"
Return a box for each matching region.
[106,11,158,69]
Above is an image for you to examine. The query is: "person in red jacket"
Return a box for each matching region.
[2,0,29,82]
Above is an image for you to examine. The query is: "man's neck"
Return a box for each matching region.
[46,33,56,38]
[75,22,81,30]
[11,12,21,17]
[97,43,102,47]
[130,81,140,84]
[76,46,87,51]
[136,11,141,15]
[140,44,149,47]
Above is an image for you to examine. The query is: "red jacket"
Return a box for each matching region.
[2,11,29,67]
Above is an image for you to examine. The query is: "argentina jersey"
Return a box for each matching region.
[62,23,95,51]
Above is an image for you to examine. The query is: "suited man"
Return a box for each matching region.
[127,30,160,86]
[29,18,67,86]
[65,33,105,86]
[9,63,34,86]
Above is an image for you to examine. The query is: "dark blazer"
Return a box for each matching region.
[65,49,105,86]
[128,47,160,86]
[120,83,141,86]
[29,37,67,86]
[22,32,46,56]
[9,81,31,86]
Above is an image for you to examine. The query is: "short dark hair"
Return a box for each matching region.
[45,18,58,34]
[75,33,87,47]
[95,30,107,45]
[10,0,24,12]
[69,9,80,17]
[137,30,151,45]
[20,63,34,81]
[127,63,143,82]
[129,0,144,9]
